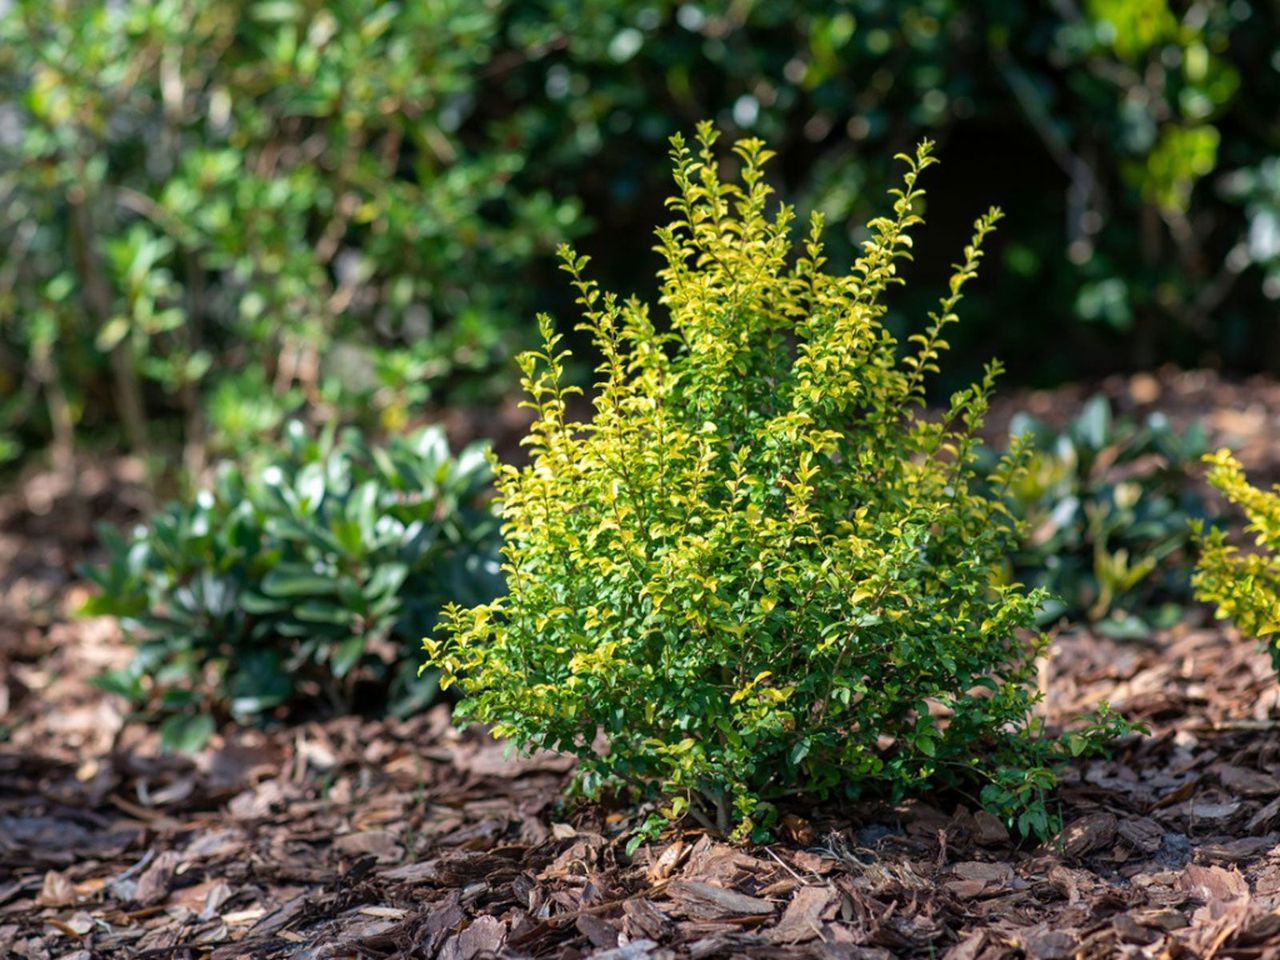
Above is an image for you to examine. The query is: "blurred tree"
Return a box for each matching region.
[487,0,1272,384]
[0,0,578,480]
[0,0,1276,476]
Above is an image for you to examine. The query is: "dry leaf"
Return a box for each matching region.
[1177,864,1249,902]
[133,850,181,906]
[646,840,686,883]
[36,870,75,908]
[665,880,775,919]
[766,884,837,944]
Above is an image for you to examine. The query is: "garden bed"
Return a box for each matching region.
[4,369,1280,960]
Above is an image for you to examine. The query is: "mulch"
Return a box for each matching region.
[5,368,1280,959]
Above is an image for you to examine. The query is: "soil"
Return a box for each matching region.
[5,368,1280,959]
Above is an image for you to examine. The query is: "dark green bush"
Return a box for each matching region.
[993,394,1208,636]
[85,421,502,750]
[0,0,578,472]
[495,0,1278,381]
[428,126,1126,843]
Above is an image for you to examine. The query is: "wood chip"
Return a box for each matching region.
[1247,795,1280,832]
[1177,864,1250,902]
[1217,765,1280,797]
[766,884,837,944]
[1196,835,1277,865]
[972,811,1010,846]
[590,940,662,960]
[623,897,673,941]
[438,914,506,960]
[1060,812,1117,858]
[133,851,181,906]
[1118,816,1164,854]
[333,830,403,863]
[665,880,775,919]
[951,861,1013,885]
[222,908,266,925]
[576,913,619,949]
[359,905,408,919]
[1022,928,1077,960]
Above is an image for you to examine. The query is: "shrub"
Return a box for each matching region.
[1193,450,1280,666]
[0,0,578,474]
[993,394,1208,636]
[85,421,502,751]
[428,125,1124,842]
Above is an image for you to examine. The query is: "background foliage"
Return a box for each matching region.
[1,0,1279,476]
[502,0,1278,384]
[989,394,1209,638]
[0,0,577,475]
[83,421,502,750]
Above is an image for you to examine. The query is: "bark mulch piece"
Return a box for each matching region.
[6,369,1280,958]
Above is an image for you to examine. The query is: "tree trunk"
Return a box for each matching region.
[68,187,151,460]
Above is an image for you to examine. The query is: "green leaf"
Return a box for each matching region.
[159,713,216,753]
[91,668,145,701]
[240,591,289,615]
[365,563,409,600]
[96,316,131,351]
[251,1,300,23]
[1073,394,1111,451]
[295,601,356,625]
[331,635,366,678]
[261,569,338,597]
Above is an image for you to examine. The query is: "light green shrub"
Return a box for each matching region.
[427,125,1124,842]
[1194,450,1280,665]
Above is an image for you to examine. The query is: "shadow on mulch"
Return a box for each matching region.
[7,704,1280,959]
